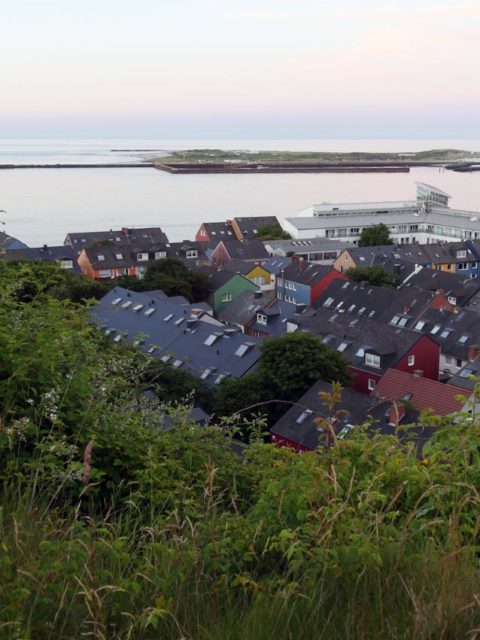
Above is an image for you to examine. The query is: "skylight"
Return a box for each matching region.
[164,313,174,322]
[144,308,156,317]
[358,306,366,314]
[173,359,183,368]
[200,368,212,379]
[214,373,228,385]
[348,304,356,313]
[337,341,349,352]
[113,334,122,343]
[132,304,144,312]
[459,368,474,379]
[458,335,469,344]
[235,342,255,357]
[398,317,408,327]
[115,253,123,260]
[356,347,365,357]
[147,347,156,354]
[430,324,441,335]
[440,329,452,338]
[111,297,122,306]
[323,297,334,308]
[174,317,185,326]
[296,409,313,425]
[121,300,132,309]
[390,315,400,325]
[205,333,221,346]
[414,320,426,331]
[160,355,171,362]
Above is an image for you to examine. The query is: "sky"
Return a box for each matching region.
[0,0,479,138]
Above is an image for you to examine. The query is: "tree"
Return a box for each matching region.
[258,333,351,397]
[214,333,351,424]
[358,223,393,247]
[117,258,210,302]
[345,264,396,288]
[255,223,291,240]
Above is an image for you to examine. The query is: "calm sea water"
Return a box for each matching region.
[1,139,480,246]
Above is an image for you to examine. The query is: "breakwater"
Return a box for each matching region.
[156,162,412,174]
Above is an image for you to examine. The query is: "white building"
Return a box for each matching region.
[284,183,480,245]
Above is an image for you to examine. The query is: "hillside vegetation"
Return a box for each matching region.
[1,262,479,639]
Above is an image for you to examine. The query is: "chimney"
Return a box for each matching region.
[403,304,412,314]
[388,403,406,427]
[468,345,480,361]
[413,369,424,378]
[41,244,47,252]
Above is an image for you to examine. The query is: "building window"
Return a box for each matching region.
[59,260,73,269]
[257,313,267,325]
[408,355,415,366]
[368,379,376,391]
[252,276,266,286]
[97,254,105,261]
[457,263,468,270]
[457,250,467,258]
[155,251,166,260]
[98,269,111,278]
[186,250,198,259]
[365,353,381,368]
[115,253,123,260]
[137,253,149,261]
[221,292,232,303]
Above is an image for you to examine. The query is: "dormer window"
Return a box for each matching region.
[137,253,149,261]
[97,254,105,261]
[155,251,166,260]
[323,297,334,308]
[257,313,268,325]
[296,409,312,425]
[365,352,381,368]
[457,250,467,259]
[115,253,123,260]
[447,296,457,305]
[186,249,198,259]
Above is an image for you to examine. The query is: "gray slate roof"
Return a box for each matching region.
[91,287,261,383]
[1,245,80,271]
[65,226,169,249]
[219,290,274,328]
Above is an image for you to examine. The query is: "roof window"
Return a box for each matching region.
[174,317,185,326]
[200,368,212,379]
[440,328,452,338]
[97,254,105,261]
[296,409,313,425]
[390,315,400,325]
[414,320,426,331]
[430,324,441,335]
[235,342,255,357]
[458,335,469,344]
[121,300,132,309]
[115,253,123,260]
[172,359,183,368]
[337,341,349,352]
[459,368,475,379]
[164,313,174,322]
[111,297,122,306]
[144,307,156,317]
[132,304,144,312]
[205,333,222,346]
[323,297,334,308]
[160,355,171,362]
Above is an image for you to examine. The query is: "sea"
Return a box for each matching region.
[1,138,480,246]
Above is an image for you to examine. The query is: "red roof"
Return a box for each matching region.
[374,369,467,416]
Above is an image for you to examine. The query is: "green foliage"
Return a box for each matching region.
[255,223,291,240]
[215,333,351,425]
[0,260,110,303]
[117,257,210,302]
[358,223,393,247]
[1,259,480,639]
[345,264,397,288]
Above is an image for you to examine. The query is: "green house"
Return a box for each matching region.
[213,273,259,315]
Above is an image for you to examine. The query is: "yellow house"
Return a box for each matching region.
[333,248,359,273]
[244,263,274,290]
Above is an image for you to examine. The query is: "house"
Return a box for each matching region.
[195,216,280,242]
[246,298,298,338]
[1,244,80,271]
[408,306,480,377]
[401,267,480,307]
[229,216,280,240]
[421,240,480,277]
[192,265,260,315]
[447,355,480,391]
[270,380,419,452]
[223,259,276,291]
[195,221,236,243]
[276,260,350,305]
[64,226,169,251]
[77,241,209,280]
[210,239,270,266]
[314,278,435,328]
[219,289,274,332]
[288,310,440,394]
[91,287,261,383]
[374,369,467,417]
[264,238,350,264]
[333,244,432,274]
[0,230,28,251]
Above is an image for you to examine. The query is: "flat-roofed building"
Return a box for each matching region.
[285,183,480,245]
